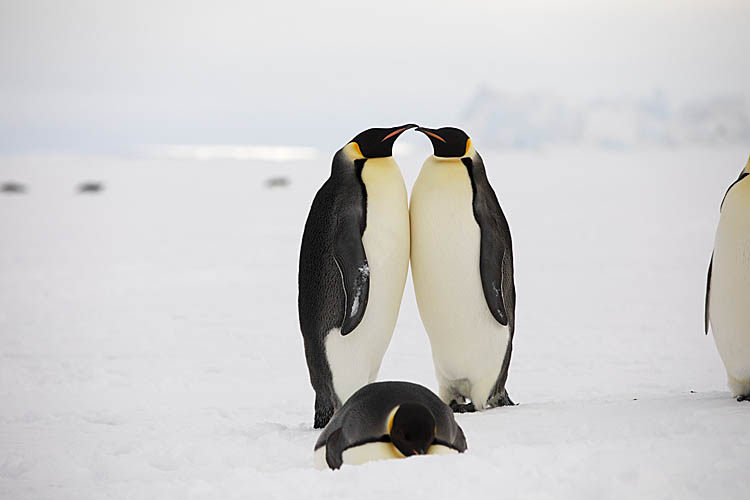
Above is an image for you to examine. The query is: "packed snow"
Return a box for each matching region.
[1,144,748,499]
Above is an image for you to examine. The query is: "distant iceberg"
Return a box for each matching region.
[461,87,750,149]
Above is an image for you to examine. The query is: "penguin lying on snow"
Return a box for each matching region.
[705,156,750,402]
[410,126,516,412]
[314,381,468,470]
[299,125,414,428]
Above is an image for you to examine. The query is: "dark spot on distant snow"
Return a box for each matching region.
[77,182,104,194]
[1,182,26,194]
[265,177,290,188]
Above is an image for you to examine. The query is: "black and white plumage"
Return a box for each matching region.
[410,126,516,413]
[705,157,750,401]
[314,381,468,469]
[298,125,415,428]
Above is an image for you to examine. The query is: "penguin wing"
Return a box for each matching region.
[442,423,468,453]
[704,255,712,335]
[333,174,370,336]
[462,155,515,329]
[324,427,345,470]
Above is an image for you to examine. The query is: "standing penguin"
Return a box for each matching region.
[314,381,468,470]
[410,127,516,412]
[705,156,750,402]
[299,125,415,428]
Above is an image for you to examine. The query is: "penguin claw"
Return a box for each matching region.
[737,394,750,402]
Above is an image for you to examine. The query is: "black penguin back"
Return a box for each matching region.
[315,381,467,469]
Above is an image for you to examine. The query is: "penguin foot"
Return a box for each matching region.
[495,391,515,407]
[737,394,750,402]
[449,400,476,413]
[485,389,516,408]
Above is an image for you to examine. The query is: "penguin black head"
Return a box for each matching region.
[389,403,436,457]
[416,126,472,158]
[348,124,417,159]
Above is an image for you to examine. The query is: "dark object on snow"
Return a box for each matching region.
[314,381,467,470]
[1,182,27,194]
[77,182,104,194]
[265,176,290,188]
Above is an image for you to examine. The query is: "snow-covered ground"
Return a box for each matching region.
[1,145,748,499]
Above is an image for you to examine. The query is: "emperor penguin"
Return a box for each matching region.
[314,381,468,469]
[705,156,750,402]
[299,125,414,428]
[410,126,516,412]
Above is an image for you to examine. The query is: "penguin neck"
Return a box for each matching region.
[360,156,402,191]
[342,142,364,162]
[427,145,476,164]
[723,175,750,212]
[417,155,474,199]
[425,155,464,168]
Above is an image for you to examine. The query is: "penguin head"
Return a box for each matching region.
[388,403,436,457]
[416,126,472,158]
[348,124,417,159]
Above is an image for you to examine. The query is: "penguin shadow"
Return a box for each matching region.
[1,181,27,194]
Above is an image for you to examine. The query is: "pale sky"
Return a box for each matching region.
[1,0,748,153]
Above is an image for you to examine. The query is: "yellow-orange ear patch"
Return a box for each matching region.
[386,406,400,434]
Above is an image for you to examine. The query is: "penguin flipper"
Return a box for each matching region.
[452,424,468,453]
[334,212,370,336]
[704,254,712,335]
[325,427,345,470]
[462,156,514,328]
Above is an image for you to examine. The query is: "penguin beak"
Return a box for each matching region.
[415,127,446,143]
[381,124,418,142]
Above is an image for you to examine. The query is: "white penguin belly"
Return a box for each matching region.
[410,157,510,407]
[325,157,410,405]
[709,180,750,396]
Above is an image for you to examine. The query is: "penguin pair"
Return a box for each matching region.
[298,125,516,429]
[705,156,750,402]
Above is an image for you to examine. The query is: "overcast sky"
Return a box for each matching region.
[1,0,748,153]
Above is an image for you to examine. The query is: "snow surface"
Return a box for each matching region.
[1,146,749,499]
